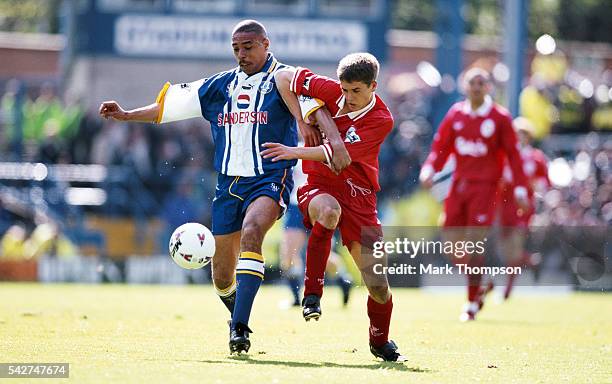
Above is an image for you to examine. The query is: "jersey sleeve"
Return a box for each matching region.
[422,106,456,173]
[290,67,342,108]
[499,113,528,189]
[297,95,325,122]
[155,79,206,124]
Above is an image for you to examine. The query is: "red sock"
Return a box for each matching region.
[467,254,484,302]
[367,295,393,348]
[467,273,482,302]
[504,273,516,299]
[504,254,524,299]
[303,222,335,297]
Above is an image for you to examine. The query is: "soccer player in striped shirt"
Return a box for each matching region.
[99,19,350,354]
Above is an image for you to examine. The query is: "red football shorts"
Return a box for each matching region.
[444,179,499,227]
[297,176,382,250]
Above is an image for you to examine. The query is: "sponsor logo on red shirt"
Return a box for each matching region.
[455,137,488,157]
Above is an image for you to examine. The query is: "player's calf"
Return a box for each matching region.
[212,234,240,314]
[302,193,340,299]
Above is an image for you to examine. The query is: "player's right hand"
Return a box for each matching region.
[99,101,128,120]
[419,166,434,189]
[261,142,297,162]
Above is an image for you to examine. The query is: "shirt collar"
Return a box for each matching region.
[336,93,377,121]
[262,53,278,73]
[462,94,493,117]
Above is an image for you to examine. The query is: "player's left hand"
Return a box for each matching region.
[514,186,530,210]
[330,142,351,174]
[419,165,435,189]
[515,195,530,211]
[261,143,297,162]
[298,120,322,147]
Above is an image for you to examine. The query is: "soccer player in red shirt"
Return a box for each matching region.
[419,68,529,321]
[498,117,549,300]
[262,53,406,362]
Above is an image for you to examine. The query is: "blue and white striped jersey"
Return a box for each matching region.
[156,53,297,177]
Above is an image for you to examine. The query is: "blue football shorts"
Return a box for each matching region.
[212,168,293,235]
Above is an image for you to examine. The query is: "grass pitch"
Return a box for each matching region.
[0,283,610,383]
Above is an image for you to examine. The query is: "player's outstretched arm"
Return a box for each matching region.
[99,101,159,123]
[261,142,327,162]
[275,69,322,147]
[500,115,530,208]
[419,108,456,189]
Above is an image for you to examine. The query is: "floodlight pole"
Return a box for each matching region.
[433,0,464,129]
[503,0,529,117]
[11,82,25,160]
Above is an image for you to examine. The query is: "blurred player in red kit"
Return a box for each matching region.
[498,116,549,300]
[264,53,406,361]
[419,68,529,321]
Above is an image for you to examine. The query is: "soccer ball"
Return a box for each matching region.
[168,222,215,269]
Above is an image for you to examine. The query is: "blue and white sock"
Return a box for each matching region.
[232,251,264,327]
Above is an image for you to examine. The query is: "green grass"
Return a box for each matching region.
[0,284,610,383]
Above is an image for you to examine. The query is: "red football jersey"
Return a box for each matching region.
[291,67,393,192]
[422,97,528,188]
[501,145,549,200]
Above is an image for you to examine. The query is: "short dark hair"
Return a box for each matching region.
[337,52,379,85]
[232,19,267,38]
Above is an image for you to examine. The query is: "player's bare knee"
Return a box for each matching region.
[318,205,341,228]
[240,221,265,252]
[212,269,234,290]
[213,277,234,291]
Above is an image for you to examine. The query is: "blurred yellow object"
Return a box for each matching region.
[23,223,78,259]
[593,105,612,130]
[23,97,64,141]
[23,223,56,259]
[520,85,557,139]
[1,225,27,260]
[531,54,568,84]
[390,189,443,227]
[384,190,443,242]
[0,223,79,260]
